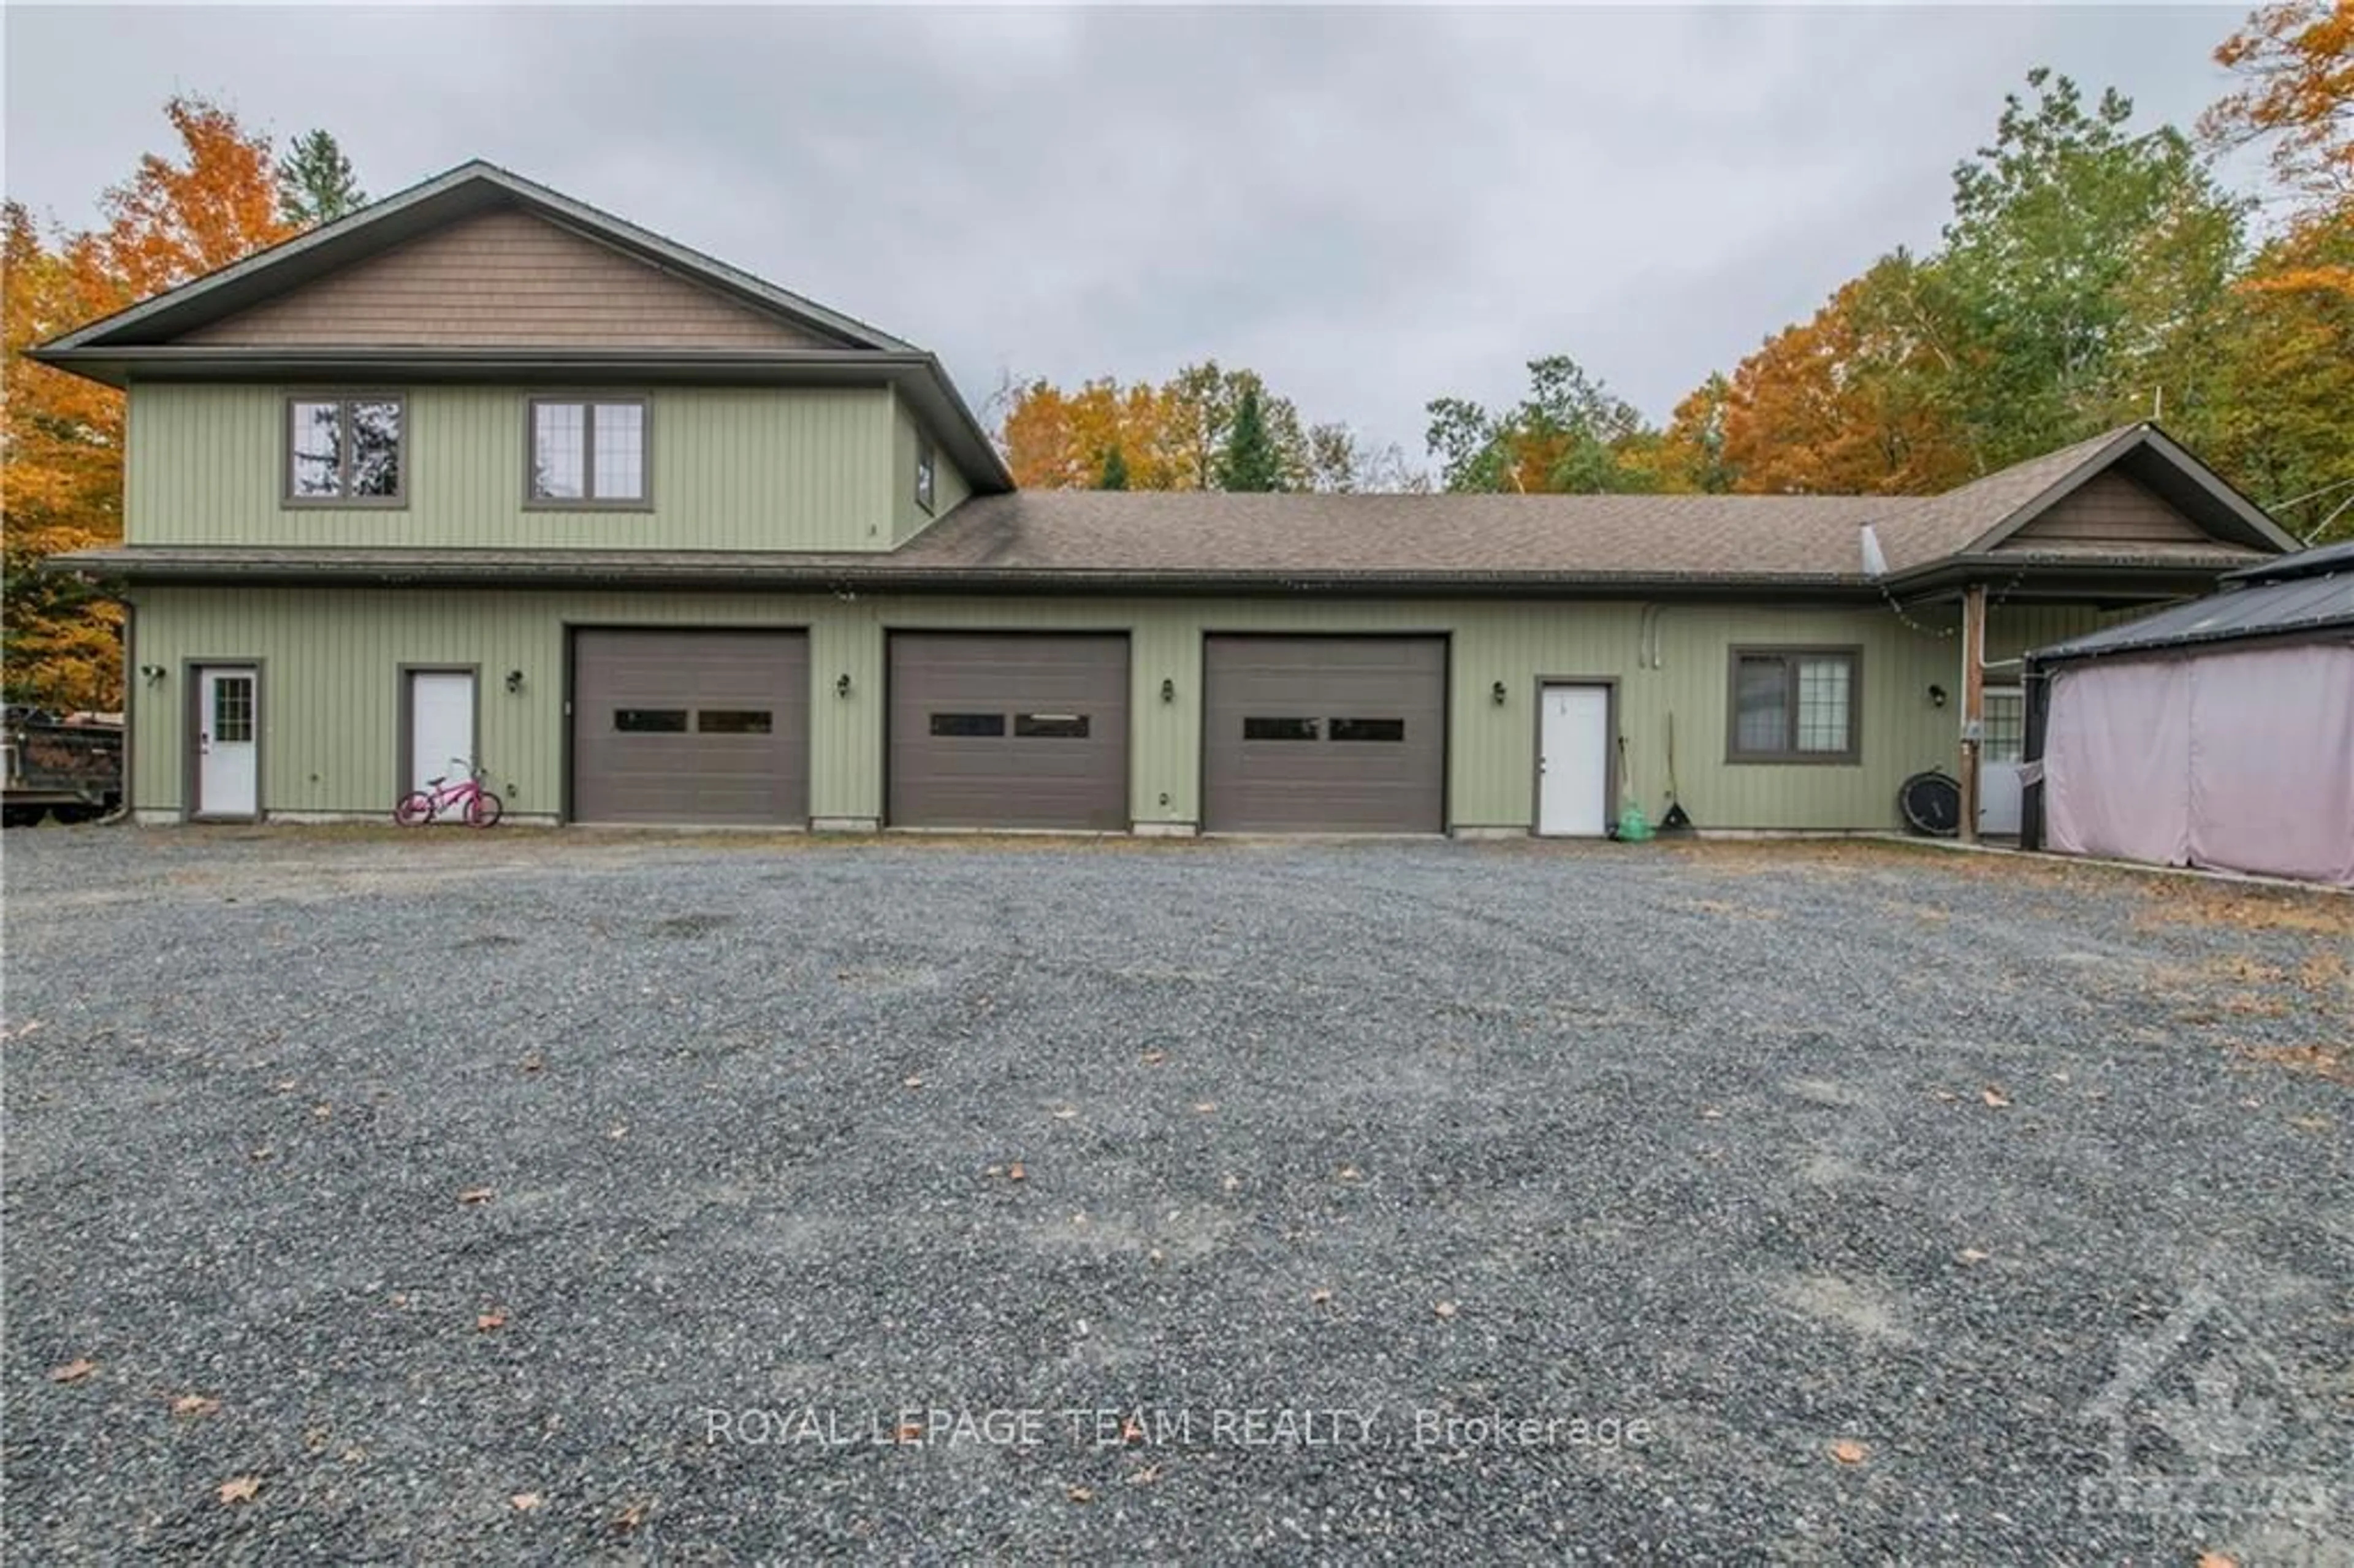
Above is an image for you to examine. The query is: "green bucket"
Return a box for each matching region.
[1617,803,1653,843]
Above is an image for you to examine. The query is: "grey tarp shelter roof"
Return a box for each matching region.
[2030,539,2354,664]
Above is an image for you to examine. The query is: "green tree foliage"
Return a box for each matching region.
[1097,446,1130,490]
[1216,384,1285,492]
[276,129,367,226]
[1938,69,2248,467]
[1425,355,1653,493]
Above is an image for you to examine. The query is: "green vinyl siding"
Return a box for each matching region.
[124,382,897,550]
[889,389,972,544]
[123,586,2113,829]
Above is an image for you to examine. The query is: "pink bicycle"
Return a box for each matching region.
[395,759,504,828]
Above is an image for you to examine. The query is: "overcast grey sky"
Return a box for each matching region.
[4,6,2249,466]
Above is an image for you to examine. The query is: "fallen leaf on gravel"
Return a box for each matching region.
[1065,1485,1094,1504]
[217,1476,261,1505]
[170,1394,221,1417]
[249,1147,276,1162]
[1699,1106,1725,1121]
[50,1358,97,1383]
[1147,1248,1165,1266]
[1433,1301,1458,1320]
[1194,1101,1217,1114]
[608,1125,628,1140]
[509,1493,542,1512]
[520,1054,545,1073]
[312,1104,332,1120]
[1338,1165,1362,1182]
[1829,1440,1868,1465]
[2196,1554,2239,1568]
[1126,1464,1161,1485]
[1311,1288,1333,1306]
[271,1078,297,1092]
[1957,1248,1990,1265]
[457,1187,495,1205]
[476,1312,508,1333]
[1981,1087,2012,1109]
[612,1499,652,1532]
[896,1420,924,1442]
[1122,1415,1148,1444]
[2288,1114,2331,1133]
[1930,1089,1959,1102]
[389,1293,409,1309]
[1220,1173,1241,1192]
[1007,1163,1027,1182]
[902,1075,923,1089]
[1051,1106,1077,1121]
[1140,1049,1166,1066]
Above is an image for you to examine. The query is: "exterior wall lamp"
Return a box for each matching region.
[1491,680,1508,706]
[505,669,525,694]
[1160,677,1176,704]
[139,664,167,686]
[836,673,853,699]
[1928,683,1948,708]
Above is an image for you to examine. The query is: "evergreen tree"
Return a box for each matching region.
[1216,385,1284,492]
[1097,446,1130,489]
[277,130,367,226]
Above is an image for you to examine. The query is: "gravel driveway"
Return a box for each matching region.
[4,827,2348,1562]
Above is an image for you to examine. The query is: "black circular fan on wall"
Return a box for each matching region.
[1900,770,1964,838]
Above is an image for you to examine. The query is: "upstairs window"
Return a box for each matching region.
[915,435,937,514]
[530,398,649,505]
[287,395,404,504]
[1728,647,1861,763]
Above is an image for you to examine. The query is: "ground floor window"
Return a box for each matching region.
[1728,647,1860,763]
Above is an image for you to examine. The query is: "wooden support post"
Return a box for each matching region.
[1959,582,1987,845]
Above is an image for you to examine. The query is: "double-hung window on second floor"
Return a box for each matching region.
[287,395,405,505]
[529,397,649,507]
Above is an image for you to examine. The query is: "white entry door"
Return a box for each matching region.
[408,671,476,797]
[196,667,259,818]
[1978,687,2025,837]
[1537,683,1612,837]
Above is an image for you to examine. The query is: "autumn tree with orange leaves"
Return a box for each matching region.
[4,96,313,712]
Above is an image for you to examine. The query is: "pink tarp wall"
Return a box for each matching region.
[2043,641,2354,885]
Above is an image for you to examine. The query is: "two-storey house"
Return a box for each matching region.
[38,162,2300,837]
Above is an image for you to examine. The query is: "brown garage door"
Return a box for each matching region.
[1203,635,1447,832]
[889,633,1129,830]
[571,629,809,824]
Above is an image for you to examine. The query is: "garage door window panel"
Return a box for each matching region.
[1014,714,1090,739]
[1244,717,1321,741]
[929,713,1007,738]
[1728,648,1860,763]
[697,709,772,735]
[615,708,689,733]
[1328,718,1406,742]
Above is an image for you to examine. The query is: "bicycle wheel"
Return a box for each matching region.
[467,790,504,828]
[395,791,435,826]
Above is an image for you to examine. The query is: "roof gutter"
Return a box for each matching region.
[42,550,1884,601]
